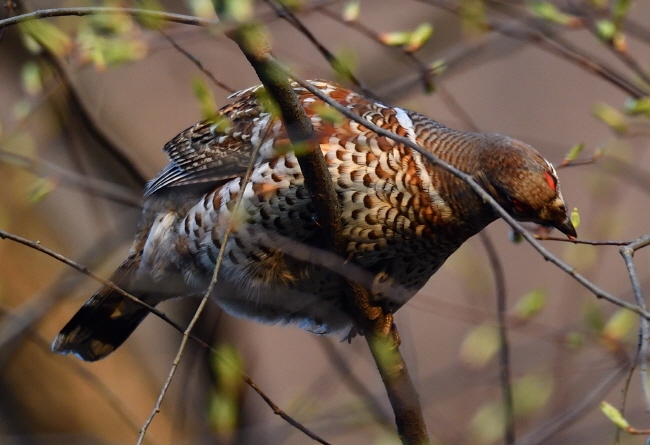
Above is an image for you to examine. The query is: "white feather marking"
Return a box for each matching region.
[394,107,418,146]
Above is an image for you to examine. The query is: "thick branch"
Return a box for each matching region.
[213,5,429,443]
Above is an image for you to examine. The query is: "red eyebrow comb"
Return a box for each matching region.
[545,171,556,191]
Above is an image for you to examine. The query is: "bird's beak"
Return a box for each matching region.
[553,215,577,239]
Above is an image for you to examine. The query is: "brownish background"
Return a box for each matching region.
[1,1,649,444]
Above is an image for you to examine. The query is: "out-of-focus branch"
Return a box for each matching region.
[11,1,148,187]
[0,7,219,31]
[159,30,235,94]
[413,0,648,98]
[514,367,627,445]
[315,5,435,94]
[0,306,159,445]
[0,150,141,207]
[264,0,378,98]
[479,232,515,444]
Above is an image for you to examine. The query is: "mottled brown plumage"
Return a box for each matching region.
[52,80,576,361]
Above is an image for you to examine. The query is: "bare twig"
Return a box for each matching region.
[480,232,515,444]
[514,367,627,445]
[315,5,435,94]
[620,235,650,412]
[0,150,141,207]
[318,338,393,428]
[0,225,135,356]
[0,229,186,332]
[290,74,650,320]
[534,235,636,246]
[0,7,219,31]
[159,29,235,94]
[413,0,648,98]
[265,0,378,98]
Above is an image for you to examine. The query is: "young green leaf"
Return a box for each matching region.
[595,19,616,41]
[221,0,253,22]
[600,401,630,430]
[570,207,580,230]
[342,0,361,22]
[192,77,218,120]
[405,23,434,53]
[460,323,499,368]
[135,0,165,29]
[379,31,412,47]
[28,177,57,203]
[583,303,605,333]
[624,97,650,117]
[603,309,637,342]
[311,103,344,125]
[612,0,632,29]
[209,344,244,435]
[512,374,553,417]
[593,102,627,134]
[188,0,219,19]
[459,0,488,33]
[561,142,585,165]
[19,20,72,57]
[21,62,42,97]
[470,401,505,444]
[332,47,358,80]
[565,332,585,349]
[514,288,547,321]
[529,2,578,26]
[429,59,447,76]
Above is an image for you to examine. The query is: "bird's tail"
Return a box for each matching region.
[52,256,155,361]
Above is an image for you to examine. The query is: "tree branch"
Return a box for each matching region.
[213,3,430,443]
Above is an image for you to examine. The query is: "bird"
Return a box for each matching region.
[52,80,577,361]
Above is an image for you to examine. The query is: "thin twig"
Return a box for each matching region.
[0,225,135,355]
[159,29,235,94]
[0,229,185,330]
[619,235,650,412]
[315,5,435,94]
[265,0,378,98]
[574,6,650,88]
[480,232,515,444]
[0,150,142,207]
[0,224,333,444]
[514,366,627,445]
[0,7,219,31]
[534,235,636,246]
[318,338,394,428]
[289,74,650,321]
[413,0,647,98]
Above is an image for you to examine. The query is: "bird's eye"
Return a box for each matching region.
[509,198,528,215]
[545,171,557,191]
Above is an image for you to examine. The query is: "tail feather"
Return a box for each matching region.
[52,256,155,361]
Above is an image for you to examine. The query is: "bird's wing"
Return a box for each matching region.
[144,87,275,197]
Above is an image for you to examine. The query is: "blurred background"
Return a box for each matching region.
[1,0,650,444]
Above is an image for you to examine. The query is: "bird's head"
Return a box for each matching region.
[477,136,577,239]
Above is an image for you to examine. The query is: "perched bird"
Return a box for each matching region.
[52,80,576,361]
